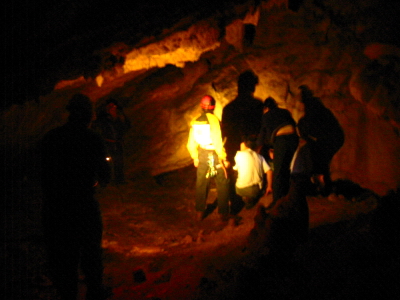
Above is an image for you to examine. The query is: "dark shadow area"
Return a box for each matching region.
[203,198,219,219]
[195,188,400,300]
[293,85,345,197]
[243,24,256,47]
[2,159,397,300]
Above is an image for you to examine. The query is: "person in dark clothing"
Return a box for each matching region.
[221,70,263,213]
[40,94,111,300]
[295,85,344,196]
[257,97,299,205]
[221,70,263,164]
[92,98,131,185]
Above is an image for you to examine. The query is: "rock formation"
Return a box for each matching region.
[2,0,400,195]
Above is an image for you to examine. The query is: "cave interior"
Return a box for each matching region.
[3,0,400,299]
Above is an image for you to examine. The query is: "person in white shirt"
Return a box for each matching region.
[233,135,273,209]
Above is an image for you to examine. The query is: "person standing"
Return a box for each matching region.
[92,98,131,185]
[221,70,263,213]
[40,94,111,300]
[187,95,231,222]
[296,85,344,196]
[233,135,273,209]
[257,97,299,206]
[221,70,263,165]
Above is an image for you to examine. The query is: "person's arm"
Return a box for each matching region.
[187,125,199,167]
[261,155,273,195]
[265,169,273,195]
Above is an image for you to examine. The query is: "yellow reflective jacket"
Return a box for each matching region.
[187,112,227,161]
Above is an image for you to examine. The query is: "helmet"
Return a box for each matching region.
[200,95,216,110]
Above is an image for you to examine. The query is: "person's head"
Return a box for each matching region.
[105,99,120,118]
[241,134,257,150]
[298,85,323,113]
[66,94,93,125]
[263,96,278,113]
[238,70,259,94]
[298,85,313,101]
[200,95,216,113]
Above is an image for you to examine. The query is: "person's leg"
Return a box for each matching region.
[113,143,126,183]
[310,142,333,196]
[105,142,117,182]
[195,150,210,213]
[236,184,260,209]
[273,134,299,203]
[44,215,80,300]
[227,166,243,214]
[49,243,80,300]
[79,199,107,300]
[215,164,230,216]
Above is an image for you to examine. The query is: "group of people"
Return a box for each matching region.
[187,71,344,222]
[39,73,343,299]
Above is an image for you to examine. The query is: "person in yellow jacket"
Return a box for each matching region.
[187,95,230,221]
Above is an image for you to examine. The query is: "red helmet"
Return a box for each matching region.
[200,95,216,110]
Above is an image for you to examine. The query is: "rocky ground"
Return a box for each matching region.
[3,166,400,300]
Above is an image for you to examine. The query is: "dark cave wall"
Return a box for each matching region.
[2,0,400,195]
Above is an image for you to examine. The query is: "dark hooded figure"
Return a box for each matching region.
[295,85,344,196]
[40,94,111,300]
[92,98,131,185]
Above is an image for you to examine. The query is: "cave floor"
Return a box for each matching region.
[94,166,388,300]
[4,166,399,300]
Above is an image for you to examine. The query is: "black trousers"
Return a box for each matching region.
[195,149,230,215]
[272,133,299,202]
[42,190,104,300]
[106,141,125,183]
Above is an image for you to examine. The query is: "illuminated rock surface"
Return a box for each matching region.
[3,0,400,194]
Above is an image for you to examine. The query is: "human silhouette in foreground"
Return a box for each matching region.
[40,94,111,300]
[294,85,344,196]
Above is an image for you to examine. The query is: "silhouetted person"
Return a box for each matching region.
[92,98,131,185]
[40,94,111,300]
[296,85,344,196]
[257,97,299,205]
[187,95,231,222]
[221,70,263,164]
[221,71,263,213]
